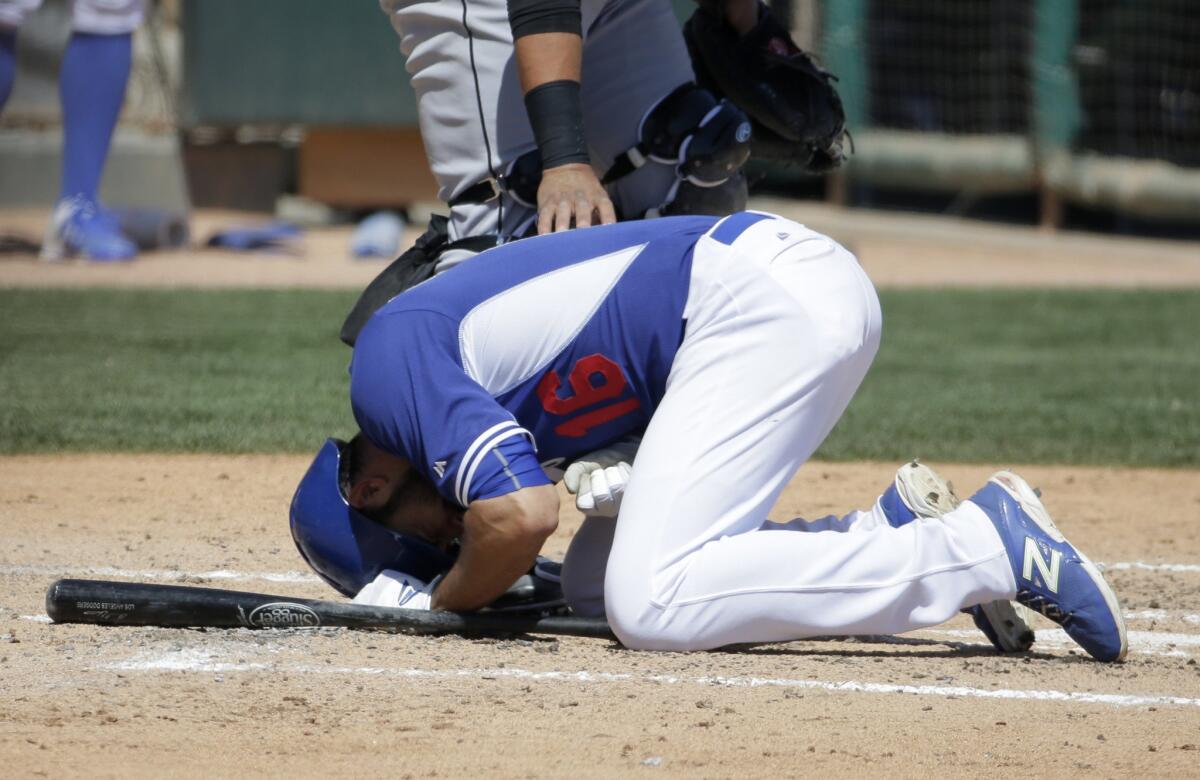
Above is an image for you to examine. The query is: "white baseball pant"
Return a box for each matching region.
[563,218,1017,650]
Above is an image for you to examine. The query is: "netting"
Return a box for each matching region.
[1075,0,1200,167]
[864,1,1031,135]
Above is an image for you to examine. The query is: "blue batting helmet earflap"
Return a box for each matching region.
[289,438,459,597]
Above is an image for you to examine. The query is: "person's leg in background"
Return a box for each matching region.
[380,0,538,245]
[0,0,43,110]
[0,24,16,109]
[41,0,143,261]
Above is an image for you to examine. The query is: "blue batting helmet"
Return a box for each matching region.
[289,438,458,597]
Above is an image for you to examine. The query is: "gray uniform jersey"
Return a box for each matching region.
[379,0,694,242]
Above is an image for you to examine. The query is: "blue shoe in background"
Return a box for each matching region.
[351,210,406,259]
[40,195,137,262]
[969,471,1128,662]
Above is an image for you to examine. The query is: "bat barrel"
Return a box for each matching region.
[45,579,616,640]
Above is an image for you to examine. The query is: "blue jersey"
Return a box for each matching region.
[350,213,763,507]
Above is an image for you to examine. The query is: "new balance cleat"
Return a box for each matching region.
[879,460,1035,653]
[969,471,1127,662]
[878,459,961,527]
[964,601,1035,654]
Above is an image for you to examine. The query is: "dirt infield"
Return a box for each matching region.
[2,457,1199,778]
[4,200,1200,290]
[2,203,1199,777]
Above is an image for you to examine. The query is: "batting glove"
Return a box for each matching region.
[352,569,441,610]
[563,436,640,518]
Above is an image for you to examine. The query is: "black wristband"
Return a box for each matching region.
[524,80,590,169]
[508,0,581,39]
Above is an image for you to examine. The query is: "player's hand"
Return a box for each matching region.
[563,436,640,518]
[537,163,616,235]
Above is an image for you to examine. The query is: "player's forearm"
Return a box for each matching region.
[514,33,581,94]
[508,0,582,90]
[517,36,589,170]
[431,485,560,612]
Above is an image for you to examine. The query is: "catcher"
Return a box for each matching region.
[344,0,847,344]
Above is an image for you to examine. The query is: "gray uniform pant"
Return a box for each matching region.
[380,0,694,241]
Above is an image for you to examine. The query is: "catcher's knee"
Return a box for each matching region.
[604,82,752,220]
[657,172,748,218]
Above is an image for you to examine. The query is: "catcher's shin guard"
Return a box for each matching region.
[654,171,748,218]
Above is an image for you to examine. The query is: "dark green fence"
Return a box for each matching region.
[181,0,418,126]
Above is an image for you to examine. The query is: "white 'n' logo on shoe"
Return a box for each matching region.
[1022,537,1062,593]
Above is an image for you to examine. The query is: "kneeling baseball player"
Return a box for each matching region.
[291,211,1127,662]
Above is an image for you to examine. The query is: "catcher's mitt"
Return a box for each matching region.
[684,2,848,172]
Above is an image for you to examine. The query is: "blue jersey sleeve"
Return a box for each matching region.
[350,310,551,507]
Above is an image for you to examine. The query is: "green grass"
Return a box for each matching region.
[1,288,1197,466]
[0,289,358,452]
[822,289,1200,466]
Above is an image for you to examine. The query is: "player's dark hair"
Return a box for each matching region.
[338,433,371,502]
[339,433,424,529]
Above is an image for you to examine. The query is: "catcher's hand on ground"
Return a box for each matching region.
[537,164,617,234]
[563,436,640,517]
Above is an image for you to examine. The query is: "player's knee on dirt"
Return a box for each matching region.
[603,574,710,651]
[605,600,710,651]
[561,516,615,618]
[561,573,606,618]
[603,585,668,650]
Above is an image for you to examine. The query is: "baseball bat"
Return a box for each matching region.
[45,578,616,640]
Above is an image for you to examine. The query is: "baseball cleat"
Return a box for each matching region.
[40,195,137,262]
[964,601,1036,654]
[878,460,961,527]
[969,471,1127,662]
[879,461,1035,653]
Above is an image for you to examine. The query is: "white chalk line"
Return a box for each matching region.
[17,611,1200,626]
[2,560,1197,585]
[0,563,320,584]
[19,611,1194,658]
[103,648,1200,710]
[1098,561,1200,573]
[1124,610,1200,625]
[917,628,1199,657]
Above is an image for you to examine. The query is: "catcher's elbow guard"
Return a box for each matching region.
[603,83,751,193]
